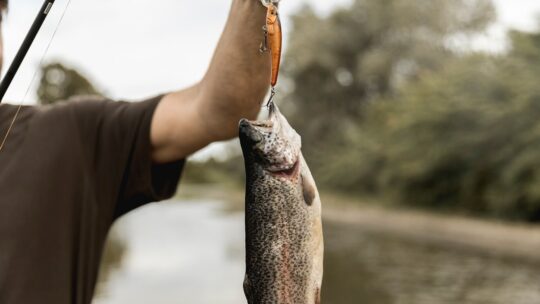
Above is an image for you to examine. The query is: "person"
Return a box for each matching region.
[0,0,273,303]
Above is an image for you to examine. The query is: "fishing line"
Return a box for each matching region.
[0,0,73,153]
[265,87,276,107]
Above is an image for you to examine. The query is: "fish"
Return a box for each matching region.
[239,103,324,304]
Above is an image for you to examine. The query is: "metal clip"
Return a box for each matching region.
[266,87,277,108]
[260,0,280,8]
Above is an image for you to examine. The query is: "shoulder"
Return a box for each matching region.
[42,95,113,116]
[0,103,37,119]
[2,95,164,133]
[33,95,150,122]
[18,96,111,131]
[40,95,165,140]
[0,104,39,135]
[0,96,127,124]
[47,95,164,118]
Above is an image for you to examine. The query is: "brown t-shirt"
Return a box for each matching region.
[0,96,184,304]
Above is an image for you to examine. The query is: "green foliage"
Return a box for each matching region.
[183,157,245,186]
[283,0,495,182]
[281,0,540,221]
[325,32,540,221]
[37,62,102,105]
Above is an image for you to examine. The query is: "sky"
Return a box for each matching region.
[3,0,540,105]
[1,0,352,104]
[2,0,538,160]
[2,0,540,105]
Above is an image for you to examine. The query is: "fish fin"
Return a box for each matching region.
[243,274,252,303]
[302,172,317,206]
[315,287,321,304]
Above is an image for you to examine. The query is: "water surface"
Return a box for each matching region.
[93,199,540,304]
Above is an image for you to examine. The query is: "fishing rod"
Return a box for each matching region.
[0,0,56,104]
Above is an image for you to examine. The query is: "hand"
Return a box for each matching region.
[150,0,271,163]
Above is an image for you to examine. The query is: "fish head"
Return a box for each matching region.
[239,103,301,174]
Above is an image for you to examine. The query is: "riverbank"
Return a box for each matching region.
[178,184,540,264]
[323,193,540,264]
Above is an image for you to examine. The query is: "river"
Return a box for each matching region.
[92,199,540,304]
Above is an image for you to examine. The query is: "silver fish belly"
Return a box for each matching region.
[239,104,324,304]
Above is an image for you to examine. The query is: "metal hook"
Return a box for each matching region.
[266,87,276,108]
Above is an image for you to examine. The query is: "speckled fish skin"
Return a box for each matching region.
[239,104,324,304]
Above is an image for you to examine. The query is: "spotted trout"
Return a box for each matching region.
[239,103,324,304]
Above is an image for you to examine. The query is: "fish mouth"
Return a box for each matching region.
[248,103,278,129]
[239,104,278,142]
[239,119,267,144]
[250,120,274,129]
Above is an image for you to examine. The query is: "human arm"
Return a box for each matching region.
[150,0,271,163]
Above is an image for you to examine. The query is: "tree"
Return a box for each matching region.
[37,62,102,105]
[282,0,496,183]
[334,28,540,221]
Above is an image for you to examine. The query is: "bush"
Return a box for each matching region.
[327,38,540,220]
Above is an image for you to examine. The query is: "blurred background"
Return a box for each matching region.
[5,0,540,303]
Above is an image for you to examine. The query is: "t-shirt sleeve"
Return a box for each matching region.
[70,95,185,219]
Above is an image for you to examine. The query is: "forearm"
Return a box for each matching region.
[151,0,271,163]
[198,0,271,141]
